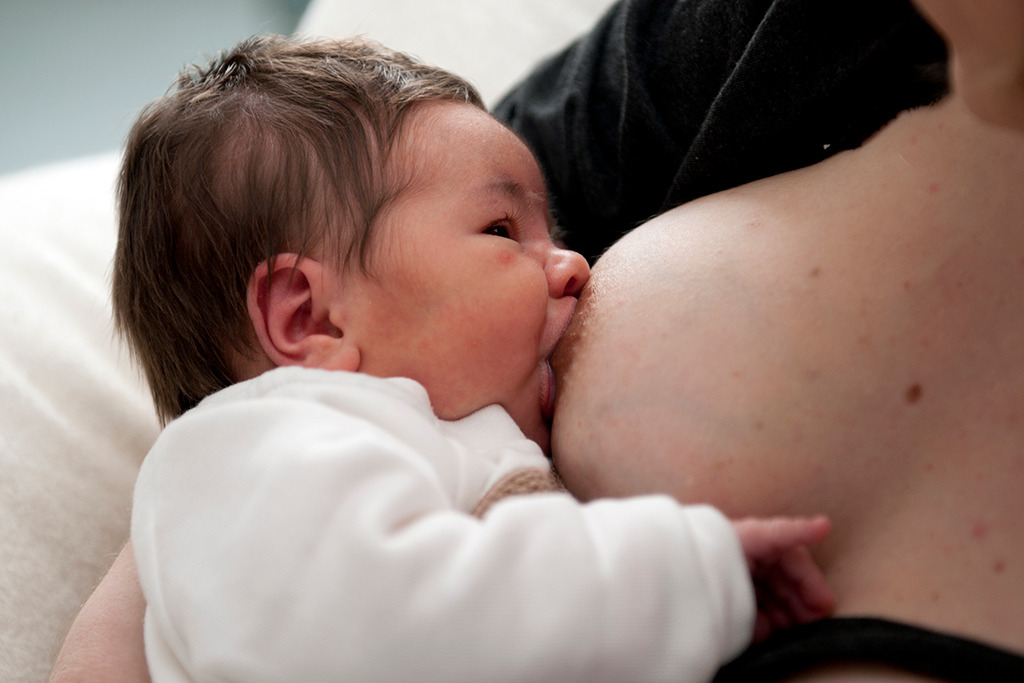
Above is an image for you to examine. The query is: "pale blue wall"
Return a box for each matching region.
[0,0,308,174]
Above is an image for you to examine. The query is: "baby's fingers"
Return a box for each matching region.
[750,550,834,642]
[734,516,831,563]
[780,546,835,619]
[760,546,835,624]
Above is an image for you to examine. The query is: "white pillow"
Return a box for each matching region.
[0,153,160,682]
[298,0,617,105]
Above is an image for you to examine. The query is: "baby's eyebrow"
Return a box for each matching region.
[490,178,543,205]
[489,178,557,236]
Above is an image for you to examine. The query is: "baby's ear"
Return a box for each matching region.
[247,254,361,372]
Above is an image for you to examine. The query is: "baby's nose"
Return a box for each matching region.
[547,247,590,298]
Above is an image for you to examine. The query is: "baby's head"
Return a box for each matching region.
[115,35,588,449]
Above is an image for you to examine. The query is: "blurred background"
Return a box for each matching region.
[0,0,310,175]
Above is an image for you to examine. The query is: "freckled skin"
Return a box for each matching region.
[553,95,1024,658]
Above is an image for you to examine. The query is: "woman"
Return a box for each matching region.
[502,0,1024,678]
[51,0,1024,680]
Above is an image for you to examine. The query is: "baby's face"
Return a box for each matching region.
[340,102,589,451]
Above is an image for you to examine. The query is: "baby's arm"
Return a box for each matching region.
[48,541,149,683]
[473,471,835,643]
[49,515,832,682]
[132,374,757,682]
[731,516,834,643]
[129,372,827,681]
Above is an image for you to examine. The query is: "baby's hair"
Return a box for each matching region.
[113,35,484,424]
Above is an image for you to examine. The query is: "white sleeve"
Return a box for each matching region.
[134,377,753,683]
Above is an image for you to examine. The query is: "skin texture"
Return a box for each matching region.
[913,0,1024,132]
[552,91,1024,678]
[48,546,148,681]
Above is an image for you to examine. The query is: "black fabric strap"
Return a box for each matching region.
[714,617,1024,682]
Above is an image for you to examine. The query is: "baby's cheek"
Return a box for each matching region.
[494,248,515,266]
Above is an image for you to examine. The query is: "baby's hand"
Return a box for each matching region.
[732,516,834,643]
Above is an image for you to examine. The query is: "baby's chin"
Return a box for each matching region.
[518,414,551,455]
[534,427,552,456]
[503,362,555,454]
[503,395,549,453]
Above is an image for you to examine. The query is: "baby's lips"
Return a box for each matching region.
[541,360,556,423]
[542,296,579,358]
[548,298,585,380]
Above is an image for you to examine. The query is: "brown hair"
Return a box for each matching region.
[113,35,483,424]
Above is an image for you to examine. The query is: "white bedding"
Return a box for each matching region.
[299,0,616,105]
[0,153,160,681]
[0,1,615,680]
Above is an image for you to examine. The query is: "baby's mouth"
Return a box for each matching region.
[541,359,556,423]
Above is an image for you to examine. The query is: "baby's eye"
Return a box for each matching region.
[484,224,513,239]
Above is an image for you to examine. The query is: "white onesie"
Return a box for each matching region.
[133,366,754,682]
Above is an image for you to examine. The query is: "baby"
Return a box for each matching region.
[115,35,832,681]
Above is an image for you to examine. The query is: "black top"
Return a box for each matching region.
[714,617,1024,682]
[494,0,948,261]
